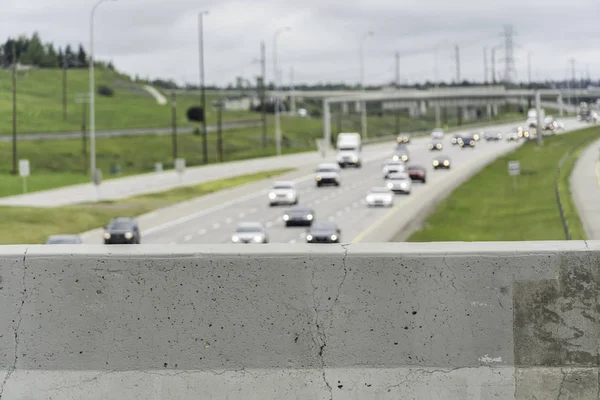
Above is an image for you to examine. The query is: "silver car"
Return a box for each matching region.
[268,181,298,206]
[366,187,395,207]
[385,172,412,194]
[382,161,406,178]
[315,163,341,187]
[231,222,269,244]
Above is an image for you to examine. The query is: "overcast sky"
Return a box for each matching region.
[3,0,600,86]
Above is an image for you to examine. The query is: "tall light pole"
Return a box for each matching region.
[273,26,290,156]
[359,31,374,138]
[89,0,117,182]
[198,10,209,164]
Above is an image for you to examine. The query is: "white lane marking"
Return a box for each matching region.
[314,200,321,205]
[169,241,176,245]
[336,211,343,216]
[345,206,351,212]
[249,208,257,214]
[197,229,206,235]
[266,221,274,228]
[238,213,245,218]
[289,239,297,244]
[276,217,283,222]
[328,216,335,221]
[225,217,233,224]
[213,223,221,229]
[352,202,359,208]
[299,232,306,239]
[184,235,192,242]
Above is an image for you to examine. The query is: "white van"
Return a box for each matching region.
[336,132,362,168]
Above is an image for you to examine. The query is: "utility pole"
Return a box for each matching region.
[483,47,488,84]
[570,58,576,85]
[527,52,532,85]
[260,41,267,148]
[454,44,461,83]
[290,66,296,115]
[171,92,178,163]
[12,41,17,175]
[63,51,68,121]
[394,52,400,87]
[198,11,209,164]
[81,100,87,175]
[216,99,223,162]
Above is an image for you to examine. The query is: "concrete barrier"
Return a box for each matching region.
[0,242,598,399]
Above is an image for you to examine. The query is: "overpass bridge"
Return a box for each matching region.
[0,243,597,399]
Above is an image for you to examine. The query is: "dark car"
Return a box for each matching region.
[283,205,315,227]
[432,155,451,169]
[396,134,411,144]
[45,234,83,244]
[451,134,461,145]
[306,221,341,243]
[103,217,141,244]
[458,136,476,148]
[484,131,502,141]
[407,165,427,183]
[392,146,410,162]
[428,141,443,151]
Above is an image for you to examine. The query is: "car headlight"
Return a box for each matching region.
[253,236,263,243]
[306,234,313,241]
[283,214,290,221]
[428,144,433,149]
[474,134,479,140]
[331,235,338,241]
[470,141,475,146]
[436,144,442,149]
[366,195,374,202]
[103,232,111,240]
[400,182,407,188]
[443,160,450,166]
[387,182,394,189]
[232,235,240,243]
[392,155,399,161]
[124,232,133,239]
[306,214,313,220]
[316,176,322,181]
[433,160,439,166]
[401,155,408,161]
[269,193,276,200]
[352,156,358,162]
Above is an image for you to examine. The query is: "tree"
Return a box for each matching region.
[26,32,45,66]
[42,43,58,67]
[64,44,76,68]
[76,44,88,68]
[57,47,64,67]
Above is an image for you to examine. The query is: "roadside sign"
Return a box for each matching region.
[19,159,30,177]
[508,161,520,176]
[175,158,186,174]
[93,169,102,186]
[155,162,163,172]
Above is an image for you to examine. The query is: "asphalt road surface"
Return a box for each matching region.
[570,137,600,239]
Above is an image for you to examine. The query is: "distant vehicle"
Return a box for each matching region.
[392,146,410,162]
[283,205,314,227]
[428,141,443,151]
[431,128,444,140]
[268,181,298,206]
[382,160,407,178]
[45,234,83,245]
[458,135,476,148]
[506,132,519,141]
[336,132,362,168]
[555,120,565,130]
[315,163,341,187]
[432,155,451,169]
[407,165,427,183]
[366,187,395,207]
[396,134,411,144]
[484,131,502,141]
[472,132,482,141]
[451,134,461,145]
[104,217,140,244]
[232,222,269,243]
[306,221,341,243]
[385,172,412,194]
[577,102,597,123]
[297,108,308,117]
[542,116,557,132]
[526,108,543,127]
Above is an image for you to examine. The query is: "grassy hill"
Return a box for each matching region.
[0,68,256,135]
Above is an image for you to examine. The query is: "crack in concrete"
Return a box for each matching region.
[556,367,566,400]
[329,244,350,311]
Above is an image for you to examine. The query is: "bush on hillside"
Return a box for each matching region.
[97,84,114,97]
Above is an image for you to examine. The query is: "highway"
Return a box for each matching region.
[80,118,582,245]
[570,138,600,239]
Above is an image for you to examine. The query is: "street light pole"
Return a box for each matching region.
[273,27,290,156]
[89,0,116,183]
[359,31,374,139]
[198,10,209,164]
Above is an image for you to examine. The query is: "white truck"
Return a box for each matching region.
[526,108,544,127]
[336,132,362,168]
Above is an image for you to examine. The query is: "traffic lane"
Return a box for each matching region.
[149,135,506,244]
[570,138,600,239]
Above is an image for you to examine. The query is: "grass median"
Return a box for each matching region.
[408,127,599,242]
[0,168,292,245]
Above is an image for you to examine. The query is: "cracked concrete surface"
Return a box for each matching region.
[0,242,598,399]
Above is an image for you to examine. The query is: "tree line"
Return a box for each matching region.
[0,32,89,69]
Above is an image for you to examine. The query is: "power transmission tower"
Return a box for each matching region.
[454,45,461,83]
[527,52,532,85]
[394,52,400,87]
[483,47,488,84]
[500,24,517,83]
[569,58,576,84]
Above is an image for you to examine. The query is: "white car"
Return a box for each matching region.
[268,181,298,206]
[366,187,395,207]
[315,163,341,187]
[231,222,269,244]
[385,172,412,194]
[382,161,407,178]
[506,132,519,141]
[431,128,444,140]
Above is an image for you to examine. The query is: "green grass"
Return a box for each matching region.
[557,137,597,240]
[0,168,292,245]
[408,127,600,242]
[0,68,257,135]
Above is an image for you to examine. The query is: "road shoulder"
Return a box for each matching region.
[570,138,600,239]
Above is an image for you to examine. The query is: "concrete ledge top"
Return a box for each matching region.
[3,240,595,258]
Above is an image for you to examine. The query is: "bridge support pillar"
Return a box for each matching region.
[486,104,493,119]
[492,104,499,117]
[341,102,349,114]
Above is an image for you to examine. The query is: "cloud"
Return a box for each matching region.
[1,0,600,84]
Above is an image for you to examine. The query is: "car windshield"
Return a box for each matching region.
[312,222,335,230]
[317,168,337,173]
[273,184,293,189]
[108,221,133,230]
[339,147,356,151]
[236,225,262,233]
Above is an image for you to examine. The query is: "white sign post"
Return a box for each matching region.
[508,161,520,191]
[19,159,30,194]
[175,158,186,182]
